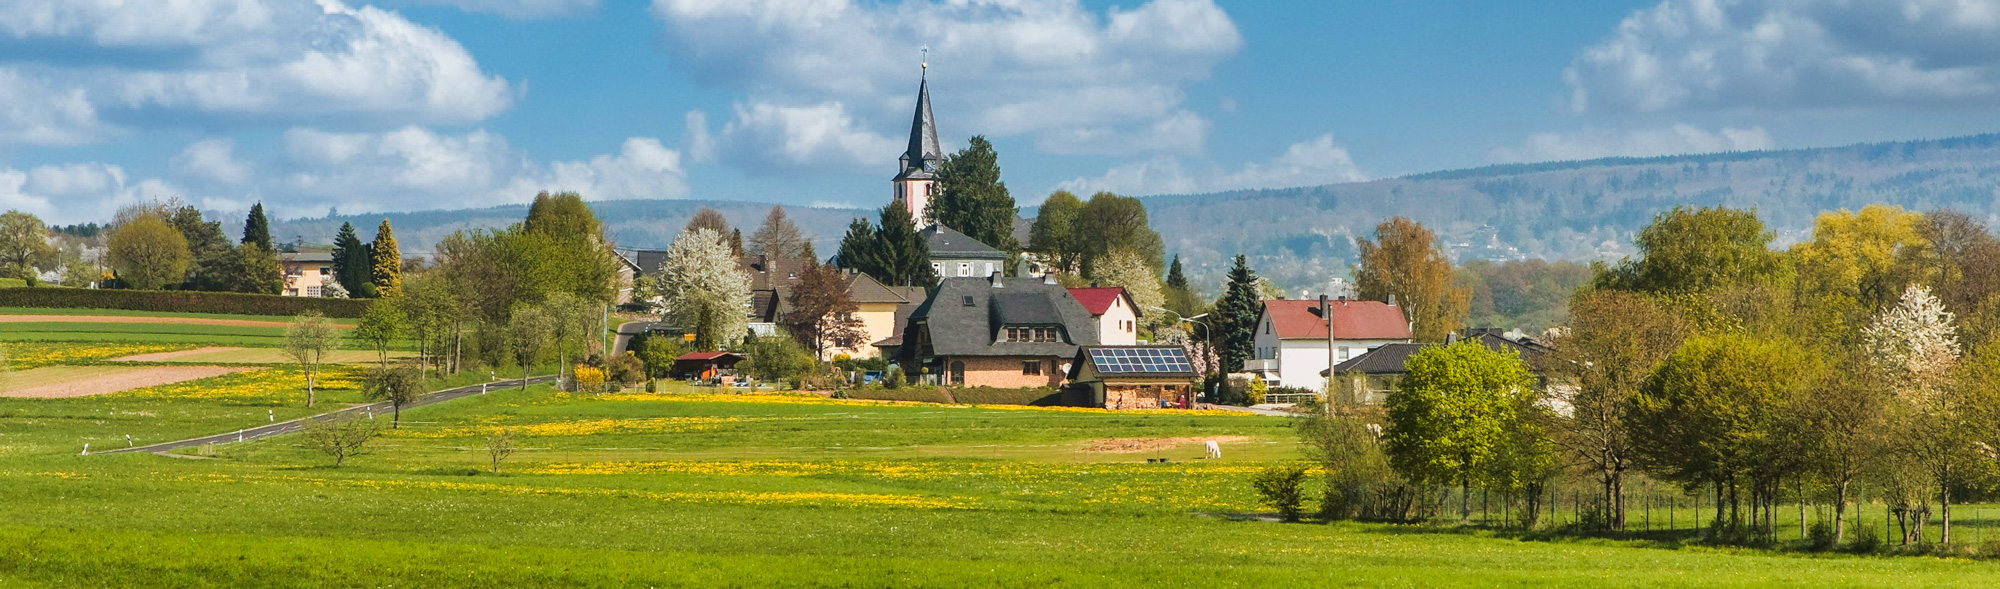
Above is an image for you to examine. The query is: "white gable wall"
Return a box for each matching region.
[1251,312,1406,390]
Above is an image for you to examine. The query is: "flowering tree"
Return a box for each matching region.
[1863,284,1969,544]
[648,227,751,351]
[1864,284,1960,407]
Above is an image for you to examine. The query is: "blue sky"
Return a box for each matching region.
[12,0,2000,226]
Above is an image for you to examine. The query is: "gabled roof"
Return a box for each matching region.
[676,351,741,362]
[1068,346,1200,380]
[1067,287,1141,318]
[738,255,813,291]
[895,73,942,181]
[1261,299,1410,340]
[1324,333,1553,377]
[922,225,1006,259]
[845,272,923,304]
[908,276,1099,357]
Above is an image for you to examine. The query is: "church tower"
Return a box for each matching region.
[893,63,942,228]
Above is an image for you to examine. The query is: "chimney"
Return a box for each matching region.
[990,271,1004,287]
[1387,294,1397,307]
[1322,294,1335,377]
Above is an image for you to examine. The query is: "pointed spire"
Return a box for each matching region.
[900,63,941,178]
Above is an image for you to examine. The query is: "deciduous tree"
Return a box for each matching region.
[1597,206,1779,295]
[686,207,730,237]
[1089,249,1165,329]
[1384,341,1537,520]
[106,214,190,290]
[283,311,341,408]
[362,365,422,429]
[1548,290,1685,529]
[782,262,866,358]
[749,205,810,259]
[651,227,751,350]
[1027,190,1083,273]
[507,304,552,389]
[1076,192,1164,278]
[1354,217,1468,342]
[0,211,54,281]
[303,416,378,467]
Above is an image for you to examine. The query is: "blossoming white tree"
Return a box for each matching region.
[648,227,751,351]
[1862,284,1966,544]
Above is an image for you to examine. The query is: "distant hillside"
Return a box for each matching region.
[259,200,872,257]
[1145,133,2000,295]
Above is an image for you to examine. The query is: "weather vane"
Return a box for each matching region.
[921,45,928,70]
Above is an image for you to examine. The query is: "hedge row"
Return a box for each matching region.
[845,386,1064,406]
[0,287,372,318]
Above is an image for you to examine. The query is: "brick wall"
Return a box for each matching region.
[1104,383,1193,411]
[949,355,1066,388]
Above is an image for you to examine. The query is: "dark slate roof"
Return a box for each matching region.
[908,276,1099,358]
[1323,333,1554,377]
[738,255,813,291]
[624,248,669,277]
[894,73,942,182]
[845,271,922,304]
[1068,346,1200,380]
[922,225,1006,259]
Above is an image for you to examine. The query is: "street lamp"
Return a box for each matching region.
[1149,307,1210,341]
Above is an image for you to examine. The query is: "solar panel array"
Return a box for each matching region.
[1088,347,1195,374]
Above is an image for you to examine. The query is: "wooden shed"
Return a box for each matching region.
[673,351,744,380]
[1066,346,1200,410]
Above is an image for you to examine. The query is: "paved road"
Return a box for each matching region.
[98,375,558,455]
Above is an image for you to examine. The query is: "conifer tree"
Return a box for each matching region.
[1166,255,1188,291]
[875,203,938,289]
[370,219,402,297]
[331,222,373,297]
[242,202,273,251]
[1216,255,1261,374]
[931,136,1019,252]
[835,217,880,276]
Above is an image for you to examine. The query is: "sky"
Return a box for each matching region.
[13,0,2000,226]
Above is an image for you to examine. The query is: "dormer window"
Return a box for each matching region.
[1005,327,1060,343]
[961,295,975,307]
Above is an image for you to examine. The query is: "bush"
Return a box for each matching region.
[1845,521,1883,553]
[882,366,903,389]
[845,388,954,403]
[0,286,370,317]
[1807,519,1838,551]
[606,352,645,386]
[574,365,607,393]
[1253,464,1310,522]
[738,332,814,383]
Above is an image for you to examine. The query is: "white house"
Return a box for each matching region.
[1248,296,1412,390]
[1067,286,1140,346]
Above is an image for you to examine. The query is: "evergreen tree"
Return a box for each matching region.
[835,217,880,277]
[331,222,373,297]
[875,203,938,289]
[1216,255,1261,374]
[168,205,231,290]
[1166,255,1188,291]
[931,136,1019,252]
[370,219,402,297]
[242,202,273,251]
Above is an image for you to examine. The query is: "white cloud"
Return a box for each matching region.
[1057,134,1367,196]
[387,0,598,19]
[273,126,687,214]
[171,138,252,185]
[1488,124,1776,163]
[0,0,512,145]
[683,110,716,163]
[650,0,1242,172]
[1569,0,2000,112]
[713,102,901,173]
[0,162,183,224]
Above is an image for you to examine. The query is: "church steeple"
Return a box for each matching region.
[893,58,941,227]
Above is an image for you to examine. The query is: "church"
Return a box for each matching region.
[889,65,1028,279]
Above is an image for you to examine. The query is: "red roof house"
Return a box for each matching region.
[1067,286,1143,346]
[1250,298,1412,390]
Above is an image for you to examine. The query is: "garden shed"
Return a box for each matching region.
[673,351,743,380]
[1066,346,1200,410]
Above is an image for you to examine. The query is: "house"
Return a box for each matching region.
[1323,330,1556,405]
[1067,346,1200,410]
[1067,286,1142,346]
[279,249,336,297]
[902,274,1100,387]
[1248,296,1412,390]
[923,224,1007,280]
[839,272,925,359]
[673,351,743,380]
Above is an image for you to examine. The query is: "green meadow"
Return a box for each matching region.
[1,311,1998,587]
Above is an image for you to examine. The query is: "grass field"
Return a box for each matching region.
[2,320,2000,586]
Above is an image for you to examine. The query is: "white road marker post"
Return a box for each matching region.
[269,410,275,422]
[237,430,244,443]
[81,443,89,456]
[125,434,133,447]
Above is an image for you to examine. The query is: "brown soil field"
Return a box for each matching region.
[0,365,254,398]
[108,347,242,362]
[1082,435,1251,454]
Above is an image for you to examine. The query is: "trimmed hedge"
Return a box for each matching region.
[845,386,1064,406]
[0,287,371,318]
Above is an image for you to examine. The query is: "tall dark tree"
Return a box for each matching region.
[242,202,273,251]
[371,219,402,297]
[931,136,1019,252]
[1077,192,1164,277]
[1166,255,1188,291]
[1215,255,1261,374]
[835,217,880,275]
[875,203,937,289]
[729,228,744,256]
[168,205,231,290]
[1027,190,1084,273]
[331,222,374,297]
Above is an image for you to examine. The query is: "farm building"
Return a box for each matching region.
[1067,346,1200,410]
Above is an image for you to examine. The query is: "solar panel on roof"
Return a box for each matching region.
[1088,347,1194,374]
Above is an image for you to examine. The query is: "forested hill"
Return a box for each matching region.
[264,200,871,257]
[1145,133,2000,294]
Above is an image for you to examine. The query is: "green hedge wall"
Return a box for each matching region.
[845,386,1064,406]
[0,287,371,318]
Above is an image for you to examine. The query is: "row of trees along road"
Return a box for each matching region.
[1285,204,2000,550]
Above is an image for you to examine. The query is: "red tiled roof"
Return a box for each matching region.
[676,351,740,361]
[1067,287,1139,317]
[1261,299,1410,340]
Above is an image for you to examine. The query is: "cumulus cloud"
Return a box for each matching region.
[0,0,512,145]
[0,162,181,224]
[386,0,599,19]
[650,0,1242,172]
[1488,124,1776,163]
[275,127,687,213]
[1057,134,1367,196]
[171,138,252,185]
[1568,0,2000,112]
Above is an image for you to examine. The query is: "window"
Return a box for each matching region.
[932,262,943,274]
[1264,319,1271,334]
[950,361,966,386]
[962,295,976,307]
[1338,347,1350,361]
[1022,360,1042,375]
[306,286,323,297]
[1004,327,1060,343]
[318,266,331,276]
[958,262,971,277]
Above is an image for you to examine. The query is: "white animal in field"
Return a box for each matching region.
[1205,440,1222,459]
